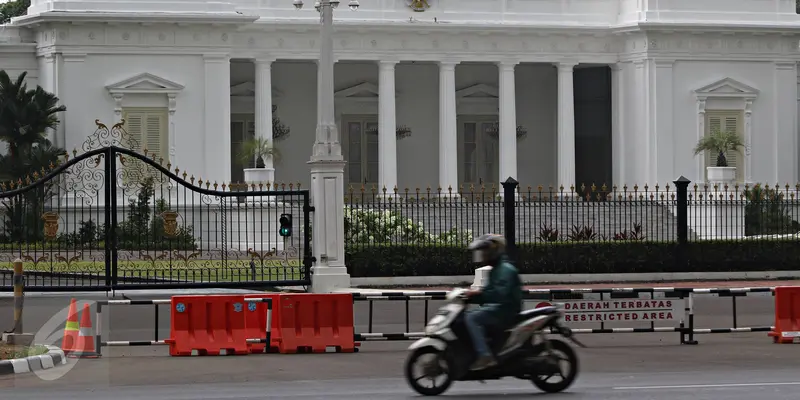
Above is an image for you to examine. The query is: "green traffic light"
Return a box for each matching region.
[279,213,292,237]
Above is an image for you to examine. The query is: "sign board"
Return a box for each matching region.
[538,299,684,323]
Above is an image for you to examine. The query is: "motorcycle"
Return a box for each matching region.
[404,288,585,396]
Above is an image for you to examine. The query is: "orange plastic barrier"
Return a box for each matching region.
[768,286,800,344]
[166,295,250,356]
[243,294,281,354]
[276,293,356,354]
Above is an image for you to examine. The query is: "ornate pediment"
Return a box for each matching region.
[106,72,184,95]
[335,82,379,98]
[693,77,759,100]
[230,81,284,98]
[456,83,499,99]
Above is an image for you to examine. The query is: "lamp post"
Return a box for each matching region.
[293,0,359,293]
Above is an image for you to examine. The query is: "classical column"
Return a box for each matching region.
[633,60,648,185]
[497,61,519,195]
[438,61,459,197]
[203,54,232,185]
[378,61,399,196]
[654,60,675,185]
[611,63,624,186]
[775,61,797,184]
[254,57,276,183]
[556,62,577,193]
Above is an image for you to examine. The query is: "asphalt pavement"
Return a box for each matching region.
[0,291,797,399]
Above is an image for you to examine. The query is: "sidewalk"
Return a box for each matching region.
[360,279,800,292]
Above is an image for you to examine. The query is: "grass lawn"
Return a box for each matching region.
[6,259,307,282]
[0,343,49,360]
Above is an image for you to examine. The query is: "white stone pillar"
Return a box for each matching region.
[438,61,460,197]
[497,61,519,196]
[611,63,624,186]
[253,57,276,184]
[633,60,647,185]
[775,61,797,184]
[378,61,399,196]
[654,60,675,185]
[556,62,577,194]
[203,54,232,185]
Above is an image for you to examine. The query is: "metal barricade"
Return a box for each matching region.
[351,287,776,345]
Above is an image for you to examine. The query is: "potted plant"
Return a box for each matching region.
[239,137,280,186]
[693,129,744,184]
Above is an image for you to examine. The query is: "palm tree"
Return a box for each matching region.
[0,70,67,163]
[238,136,280,168]
[0,70,67,242]
[692,129,744,167]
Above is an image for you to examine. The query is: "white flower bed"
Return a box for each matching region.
[344,206,473,245]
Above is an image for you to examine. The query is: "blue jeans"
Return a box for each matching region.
[464,308,500,358]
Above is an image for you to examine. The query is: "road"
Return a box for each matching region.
[0,291,797,399]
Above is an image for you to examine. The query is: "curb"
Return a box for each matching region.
[0,345,67,375]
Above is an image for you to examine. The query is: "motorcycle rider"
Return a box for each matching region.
[463,233,523,370]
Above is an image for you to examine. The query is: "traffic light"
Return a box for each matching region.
[279,214,292,237]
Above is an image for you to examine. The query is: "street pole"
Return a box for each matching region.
[294,0,359,292]
[313,0,339,160]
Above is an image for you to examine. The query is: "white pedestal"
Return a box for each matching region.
[243,167,275,187]
[309,159,351,293]
[706,167,736,185]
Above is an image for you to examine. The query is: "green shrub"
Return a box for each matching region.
[744,184,800,236]
[345,239,800,277]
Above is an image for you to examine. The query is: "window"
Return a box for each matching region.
[343,116,379,186]
[122,108,168,182]
[704,110,744,181]
[230,114,255,184]
[459,117,498,187]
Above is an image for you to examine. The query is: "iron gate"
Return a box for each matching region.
[0,121,312,291]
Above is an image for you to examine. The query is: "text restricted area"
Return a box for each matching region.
[539,300,685,322]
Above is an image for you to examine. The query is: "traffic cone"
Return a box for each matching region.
[61,298,79,354]
[67,303,99,359]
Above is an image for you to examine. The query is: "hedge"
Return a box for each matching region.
[345,239,800,277]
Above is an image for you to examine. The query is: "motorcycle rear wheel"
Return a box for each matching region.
[529,339,579,393]
[404,347,453,396]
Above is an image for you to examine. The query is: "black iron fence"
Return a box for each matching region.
[344,177,800,277]
[0,122,312,291]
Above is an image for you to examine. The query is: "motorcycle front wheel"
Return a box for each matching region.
[404,347,453,396]
[529,339,579,393]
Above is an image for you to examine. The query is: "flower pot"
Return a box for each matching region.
[706,166,736,184]
[243,168,275,187]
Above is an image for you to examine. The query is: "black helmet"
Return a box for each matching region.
[467,233,507,265]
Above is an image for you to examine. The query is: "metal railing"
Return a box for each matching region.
[351,287,776,345]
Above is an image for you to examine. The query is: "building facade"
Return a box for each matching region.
[2,0,800,192]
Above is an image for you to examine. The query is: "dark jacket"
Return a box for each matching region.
[468,257,523,326]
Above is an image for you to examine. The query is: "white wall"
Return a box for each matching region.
[640,0,798,22]
[55,54,210,180]
[231,60,558,190]
[622,59,798,186]
[241,0,620,25]
[670,61,788,184]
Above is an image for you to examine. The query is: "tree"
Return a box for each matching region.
[0,70,66,167]
[0,69,66,242]
[0,0,29,24]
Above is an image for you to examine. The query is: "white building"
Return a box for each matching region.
[2,0,800,192]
